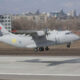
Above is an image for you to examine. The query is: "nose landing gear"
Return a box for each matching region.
[67,43,71,48]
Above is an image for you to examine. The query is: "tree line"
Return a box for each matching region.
[12,17,80,31]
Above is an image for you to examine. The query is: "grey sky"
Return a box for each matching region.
[0,0,80,14]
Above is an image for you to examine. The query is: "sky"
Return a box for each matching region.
[0,0,80,14]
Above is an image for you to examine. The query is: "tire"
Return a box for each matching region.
[34,48,38,52]
[67,43,71,48]
[39,47,44,51]
[45,47,49,51]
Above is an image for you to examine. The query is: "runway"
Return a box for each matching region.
[0,74,80,80]
[0,56,80,80]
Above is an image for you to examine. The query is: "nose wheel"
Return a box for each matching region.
[67,43,71,48]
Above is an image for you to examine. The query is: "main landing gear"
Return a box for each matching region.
[67,43,71,48]
[34,47,49,52]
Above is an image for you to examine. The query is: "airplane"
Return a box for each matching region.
[0,23,79,52]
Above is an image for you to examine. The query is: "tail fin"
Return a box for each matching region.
[0,23,10,36]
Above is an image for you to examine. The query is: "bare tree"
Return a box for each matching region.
[12,17,80,30]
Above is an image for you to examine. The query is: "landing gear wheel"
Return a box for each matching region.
[67,43,71,48]
[34,48,38,52]
[45,47,49,51]
[39,47,44,51]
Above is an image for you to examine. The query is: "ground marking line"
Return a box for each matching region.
[0,73,80,76]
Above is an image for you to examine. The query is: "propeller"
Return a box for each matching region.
[44,27,49,35]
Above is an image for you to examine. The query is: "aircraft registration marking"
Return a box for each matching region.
[12,38,16,43]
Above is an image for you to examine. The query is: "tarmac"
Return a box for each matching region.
[0,41,80,80]
[0,56,80,80]
[0,75,80,80]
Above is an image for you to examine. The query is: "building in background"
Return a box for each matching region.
[0,15,12,32]
[12,11,49,24]
[50,9,67,19]
[67,10,77,17]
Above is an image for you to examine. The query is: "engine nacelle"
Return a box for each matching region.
[37,31,45,36]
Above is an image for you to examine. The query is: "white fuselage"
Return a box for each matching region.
[0,30,79,48]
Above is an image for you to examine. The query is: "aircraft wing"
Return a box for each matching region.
[13,30,46,38]
[29,31,46,39]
